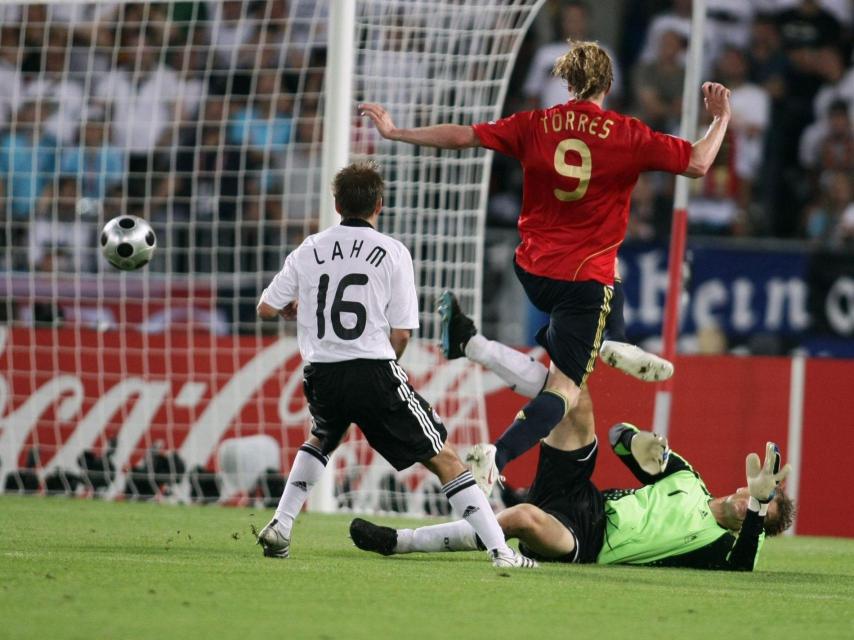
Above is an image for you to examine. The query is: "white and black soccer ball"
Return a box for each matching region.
[100,215,157,271]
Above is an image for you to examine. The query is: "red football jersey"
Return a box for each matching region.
[472,100,692,285]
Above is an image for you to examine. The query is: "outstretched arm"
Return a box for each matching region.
[683,82,731,178]
[360,103,481,150]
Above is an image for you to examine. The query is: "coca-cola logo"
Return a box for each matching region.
[0,327,510,501]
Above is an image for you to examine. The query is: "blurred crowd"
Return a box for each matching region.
[0,0,325,277]
[0,0,852,285]
[492,0,854,246]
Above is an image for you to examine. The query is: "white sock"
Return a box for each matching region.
[273,443,328,537]
[442,471,510,554]
[396,520,478,554]
[465,334,547,398]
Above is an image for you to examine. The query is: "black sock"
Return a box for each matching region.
[494,391,567,470]
[605,278,627,342]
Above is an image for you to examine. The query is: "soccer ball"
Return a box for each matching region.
[100,215,157,271]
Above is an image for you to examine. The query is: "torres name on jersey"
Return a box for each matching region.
[472,100,692,285]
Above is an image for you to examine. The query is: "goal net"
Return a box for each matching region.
[0,0,542,514]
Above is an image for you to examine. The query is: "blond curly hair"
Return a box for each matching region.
[552,40,613,101]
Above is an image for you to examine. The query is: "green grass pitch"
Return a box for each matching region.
[2,496,853,640]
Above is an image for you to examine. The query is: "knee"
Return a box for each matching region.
[499,504,547,537]
[544,368,581,416]
[570,387,594,422]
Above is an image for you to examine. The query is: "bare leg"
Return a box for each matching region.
[498,503,576,559]
[543,385,595,452]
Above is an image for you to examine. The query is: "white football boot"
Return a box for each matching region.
[491,548,538,569]
[599,340,674,382]
[257,519,290,558]
[465,443,501,497]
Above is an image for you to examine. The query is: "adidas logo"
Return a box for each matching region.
[291,481,308,491]
[462,505,480,519]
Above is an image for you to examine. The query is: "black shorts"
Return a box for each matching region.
[514,260,612,387]
[303,359,447,471]
[518,440,606,564]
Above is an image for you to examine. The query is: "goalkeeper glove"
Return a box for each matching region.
[630,430,670,476]
[745,442,791,514]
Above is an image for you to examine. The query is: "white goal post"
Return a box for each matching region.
[0,0,544,516]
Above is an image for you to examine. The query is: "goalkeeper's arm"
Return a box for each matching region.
[608,423,690,484]
[727,442,791,571]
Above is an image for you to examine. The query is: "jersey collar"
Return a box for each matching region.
[340,217,374,228]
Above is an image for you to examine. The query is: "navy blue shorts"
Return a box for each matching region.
[514,261,613,387]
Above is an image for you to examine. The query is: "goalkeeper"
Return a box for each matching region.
[351,420,794,571]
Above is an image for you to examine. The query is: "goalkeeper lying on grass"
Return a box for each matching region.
[351,297,793,570]
[352,421,793,570]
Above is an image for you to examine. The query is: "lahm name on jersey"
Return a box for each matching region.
[313,240,387,268]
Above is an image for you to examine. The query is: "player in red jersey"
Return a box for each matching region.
[361,41,731,490]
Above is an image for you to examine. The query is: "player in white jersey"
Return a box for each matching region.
[255,162,535,568]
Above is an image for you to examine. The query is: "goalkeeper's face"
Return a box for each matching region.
[720,487,780,532]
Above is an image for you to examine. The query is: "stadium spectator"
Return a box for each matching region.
[227,71,294,186]
[29,175,97,273]
[60,105,126,202]
[775,0,843,50]
[522,1,622,109]
[93,21,195,190]
[361,41,731,476]
[816,100,854,172]
[631,28,686,133]
[812,48,854,124]
[352,422,793,570]
[803,170,853,247]
[746,14,789,100]
[637,0,716,74]
[20,29,85,146]
[708,46,771,233]
[206,0,257,67]
[280,107,322,225]
[0,26,23,129]
[172,94,242,273]
[718,47,770,192]
[800,99,854,173]
[0,98,57,221]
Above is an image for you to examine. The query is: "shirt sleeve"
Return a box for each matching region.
[631,119,692,174]
[386,246,419,330]
[471,110,535,159]
[259,251,299,310]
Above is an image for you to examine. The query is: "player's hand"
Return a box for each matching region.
[359,103,398,140]
[745,442,791,503]
[701,82,731,121]
[279,302,298,320]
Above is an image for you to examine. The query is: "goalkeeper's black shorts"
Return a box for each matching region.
[519,439,606,564]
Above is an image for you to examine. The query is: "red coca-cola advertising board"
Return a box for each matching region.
[0,327,850,537]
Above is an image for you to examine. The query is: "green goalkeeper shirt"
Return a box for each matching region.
[597,469,765,567]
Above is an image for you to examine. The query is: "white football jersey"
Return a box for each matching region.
[260,219,419,363]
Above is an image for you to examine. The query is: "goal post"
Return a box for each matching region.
[652,0,706,438]
[0,0,545,516]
